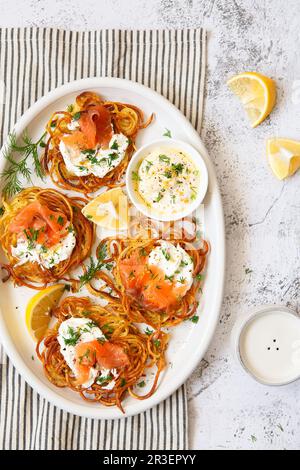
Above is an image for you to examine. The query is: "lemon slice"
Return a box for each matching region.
[267,138,300,180]
[26,284,65,341]
[227,72,276,127]
[82,188,129,231]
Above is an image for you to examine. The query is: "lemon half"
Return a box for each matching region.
[267,138,300,180]
[82,188,129,231]
[227,72,276,128]
[26,284,65,341]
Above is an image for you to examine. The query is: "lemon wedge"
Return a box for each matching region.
[26,284,65,341]
[267,138,300,180]
[82,188,129,231]
[227,72,276,127]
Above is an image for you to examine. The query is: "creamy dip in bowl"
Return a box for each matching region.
[126,139,208,221]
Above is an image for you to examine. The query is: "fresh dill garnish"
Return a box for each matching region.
[63,326,81,346]
[79,245,108,287]
[110,140,119,150]
[190,315,199,324]
[24,227,40,250]
[102,324,114,334]
[1,131,46,198]
[97,374,113,384]
[107,152,119,167]
[73,112,81,120]
[57,215,65,226]
[81,310,91,317]
[161,248,170,261]
[180,260,189,267]
[163,128,172,138]
[145,327,153,336]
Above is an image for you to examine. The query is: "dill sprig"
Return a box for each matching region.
[79,244,109,287]
[1,130,46,198]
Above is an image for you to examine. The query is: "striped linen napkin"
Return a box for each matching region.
[0,27,206,450]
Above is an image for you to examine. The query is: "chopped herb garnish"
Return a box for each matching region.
[57,215,64,226]
[196,273,204,281]
[120,378,127,387]
[97,374,113,384]
[132,171,141,182]
[159,154,171,164]
[73,112,81,120]
[145,327,153,336]
[190,315,199,324]
[0,206,4,216]
[161,249,170,261]
[63,326,81,346]
[140,247,147,257]
[153,339,161,348]
[145,160,153,172]
[137,381,146,388]
[171,163,184,175]
[67,104,74,113]
[102,324,114,334]
[180,260,189,267]
[245,268,253,275]
[163,170,172,179]
[163,128,172,138]
[50,121,56,128]
[81,148,96,155]
[110,140,119,150]
[154,192,164,203]
[82,311,91,317]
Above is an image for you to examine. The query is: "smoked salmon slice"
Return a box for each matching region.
[62,105,113,151]
[9,201,69,248]
[74,339,129,386]
[119,250,188,312]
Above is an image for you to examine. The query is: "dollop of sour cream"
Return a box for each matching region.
[11,230,76,269]
[59,132,129,178]
[57,318,119,389]
[135,147,200,217]
[148,240,194,289]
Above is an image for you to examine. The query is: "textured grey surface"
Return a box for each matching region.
[1,0,300,450]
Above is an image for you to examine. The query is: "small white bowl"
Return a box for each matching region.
[126,138,209,221]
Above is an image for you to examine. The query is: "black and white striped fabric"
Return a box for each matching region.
[0,27,206,450]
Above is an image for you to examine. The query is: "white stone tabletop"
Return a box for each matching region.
[1,0,300,450]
